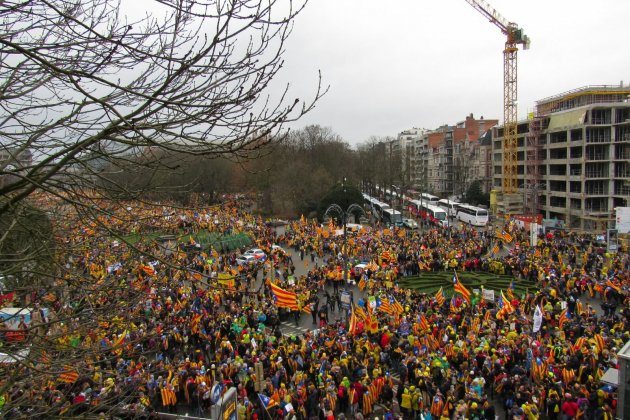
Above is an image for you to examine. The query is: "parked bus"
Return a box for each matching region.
[456,204,489,227]
[382,208,403,226]
[420,193,440,206]
[421,203,448,227]
[437,199,460,218]
[407,199,423,217]
[371,200,391,221]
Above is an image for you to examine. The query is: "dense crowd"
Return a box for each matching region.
[0,198,628,420]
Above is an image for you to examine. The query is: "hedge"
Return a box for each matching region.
[397,271,536,297]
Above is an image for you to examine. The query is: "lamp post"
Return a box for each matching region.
[325,203,365,288]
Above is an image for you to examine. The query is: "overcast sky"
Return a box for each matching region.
[275,0,630,144]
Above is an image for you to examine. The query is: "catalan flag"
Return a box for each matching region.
[418,314,430,332]
[576,301,583,316]
[492,243,500,254]
[483,309,491,324]
[502,231,513,243]
[269,282,299,311]
[358,277,367,291]
[558,308,569,330]
[594,333,606,354]
[606,279,621,294]
[501,291,514,314]
[141,264,156,276]
[561,368,575,384]
[507,280,515,301]
[452,270,471,304]
[573,337,587,352]
[435,287,445,306]
[348,305,358,336]
[471,317,481,333]
[495,229,505,241]
[59,366,80,383]
[355,305,367,321]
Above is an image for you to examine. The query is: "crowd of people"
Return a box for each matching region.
[0,196,628,420]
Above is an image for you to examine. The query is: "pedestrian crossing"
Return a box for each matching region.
[279,320,312,336]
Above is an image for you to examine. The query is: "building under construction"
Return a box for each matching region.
[492,84,630,232]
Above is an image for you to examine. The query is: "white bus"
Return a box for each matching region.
[382,208,403,226]
[437,199,460,218]
[420,193,440,206]
[456,204,489,227]
[421,203,448,227]
[407,199,423,218]
[371,200,391,221]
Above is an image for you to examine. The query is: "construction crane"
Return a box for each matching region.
[464,0,530,194]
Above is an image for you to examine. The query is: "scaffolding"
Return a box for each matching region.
[525,115,542,216]
[536,85,630,116]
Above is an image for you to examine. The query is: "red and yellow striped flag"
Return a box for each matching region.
[594,333,606,354]
[269,282,299,311]
[418,314,430,332]
[435,287,445,305]
[59,366,80,383]
[453,270,471,304]
[558,308,569,330]
[561,368,575,384]
[483,310,491,324]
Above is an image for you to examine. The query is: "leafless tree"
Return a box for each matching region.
[1,0,323,212]
[0,0,322,416]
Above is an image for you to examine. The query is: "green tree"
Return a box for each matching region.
[317,182,364,223]
[465,180,490,206]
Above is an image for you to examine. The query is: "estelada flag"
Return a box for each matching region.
[269,282,299,311]
[558,308,569,330]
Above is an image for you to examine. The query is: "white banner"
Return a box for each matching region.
[533,305,543,333]
[482,288,495,302]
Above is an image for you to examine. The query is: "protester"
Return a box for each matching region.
[1,196,627,420]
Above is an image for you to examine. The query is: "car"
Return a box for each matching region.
[403,218,418,229]
[243,248,267,260]
[271,244,286,254]
[236,255,256,266]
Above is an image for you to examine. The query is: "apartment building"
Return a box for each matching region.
[491,85,630,231]
[416,114,498,197]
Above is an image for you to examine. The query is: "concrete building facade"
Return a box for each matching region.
[491,85,630,231]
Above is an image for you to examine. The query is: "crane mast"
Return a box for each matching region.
[464,0,530,194]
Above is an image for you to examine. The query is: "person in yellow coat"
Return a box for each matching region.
[400,387,412,418]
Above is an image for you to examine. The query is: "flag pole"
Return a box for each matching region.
[258,394,273,420]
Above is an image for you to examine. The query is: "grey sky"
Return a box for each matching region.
[277,0,630,144]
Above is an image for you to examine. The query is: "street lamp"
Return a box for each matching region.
[324,202,365,290]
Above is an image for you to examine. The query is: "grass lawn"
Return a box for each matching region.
[398,271,536,297]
